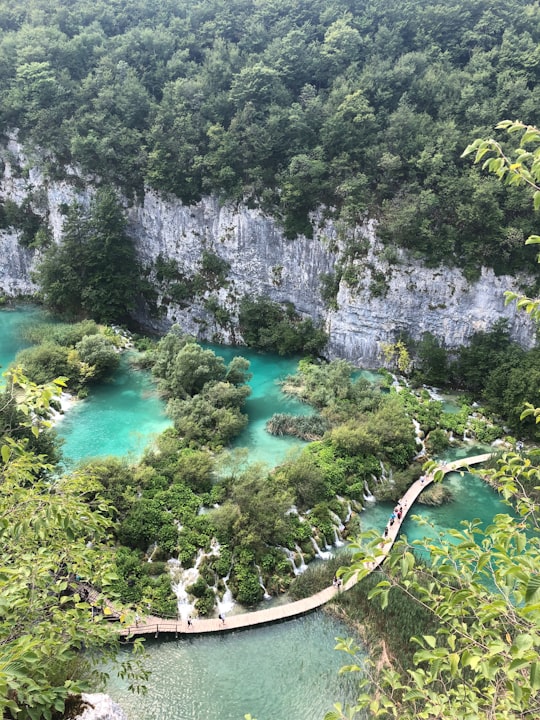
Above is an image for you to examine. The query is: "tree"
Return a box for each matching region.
[329,121,540,720]
[75,333,120,381]
[414,332,448,387]
[36,189,141,324]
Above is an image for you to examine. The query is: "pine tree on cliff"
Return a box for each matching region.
[37,187,140,324]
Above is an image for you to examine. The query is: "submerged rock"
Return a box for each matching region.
[418,484,453,506]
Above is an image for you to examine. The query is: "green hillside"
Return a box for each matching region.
[1,0,539,275]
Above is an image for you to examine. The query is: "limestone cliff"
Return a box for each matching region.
[0,140,535,366]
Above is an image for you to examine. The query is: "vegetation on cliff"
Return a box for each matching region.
[0,0,539,277]
[35,188,142,323]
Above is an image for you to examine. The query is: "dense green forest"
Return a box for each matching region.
[1,0,540,275]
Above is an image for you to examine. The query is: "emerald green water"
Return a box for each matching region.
[1,309,309,466]
[205,344,312,466]
[57,353,172,465]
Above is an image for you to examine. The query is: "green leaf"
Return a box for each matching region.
[525,575,540,602]
[403,690,426,702]
[530,662,540,690]
[509,658,530,674]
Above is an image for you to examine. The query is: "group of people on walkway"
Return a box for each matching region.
[383,497,409,539]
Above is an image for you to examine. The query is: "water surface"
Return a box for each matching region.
[106,614,359,720]
[0,305,53,373]
[57,353,171,465]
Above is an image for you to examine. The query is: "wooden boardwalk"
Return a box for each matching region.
[120,453,492,639]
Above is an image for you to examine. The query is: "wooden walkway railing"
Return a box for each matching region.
[119,453,492,639]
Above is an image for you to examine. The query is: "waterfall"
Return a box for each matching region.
[310,537,333,560]
[412,419,426,459]
[168,559,199,621]
[216,572,235,615]
[279,546,301,576]
[362,481,376,503]
[147,543,158,562]
[255,564,272,599]
[337,496,353,523]
[168,538,227,620]
[424,385,444,401]
[332,526,345,547]
[294,545,308,574]
[328,510,345,532]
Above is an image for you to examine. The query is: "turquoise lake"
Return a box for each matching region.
[1,306,518,720]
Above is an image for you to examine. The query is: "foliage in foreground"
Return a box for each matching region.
[0,370,145,719]
[333,486,540,719]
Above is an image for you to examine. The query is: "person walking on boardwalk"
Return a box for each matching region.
[218,613,226,624]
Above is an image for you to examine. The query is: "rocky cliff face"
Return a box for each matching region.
[0,140,535,366]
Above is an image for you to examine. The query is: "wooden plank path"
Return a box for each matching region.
[120,453,492,639]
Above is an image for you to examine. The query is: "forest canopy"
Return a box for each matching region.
[1,0,540,273]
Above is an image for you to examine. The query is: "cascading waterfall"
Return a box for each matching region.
[294,545,308,574]
[255,564,272,599]
[363,481,376,503]
[146,543,158,562]
[216,571,235,615]
[168,559,199,620]
[169,538,226,619]
[328,510,345,532]
[412,419,426,459]
[279,546,301,576]
[327,511,346,546]
[310,537,333,560]
[336,496,354,523]
[424,385,444,401]
[381,463,393,483]
[332,526,345,547]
